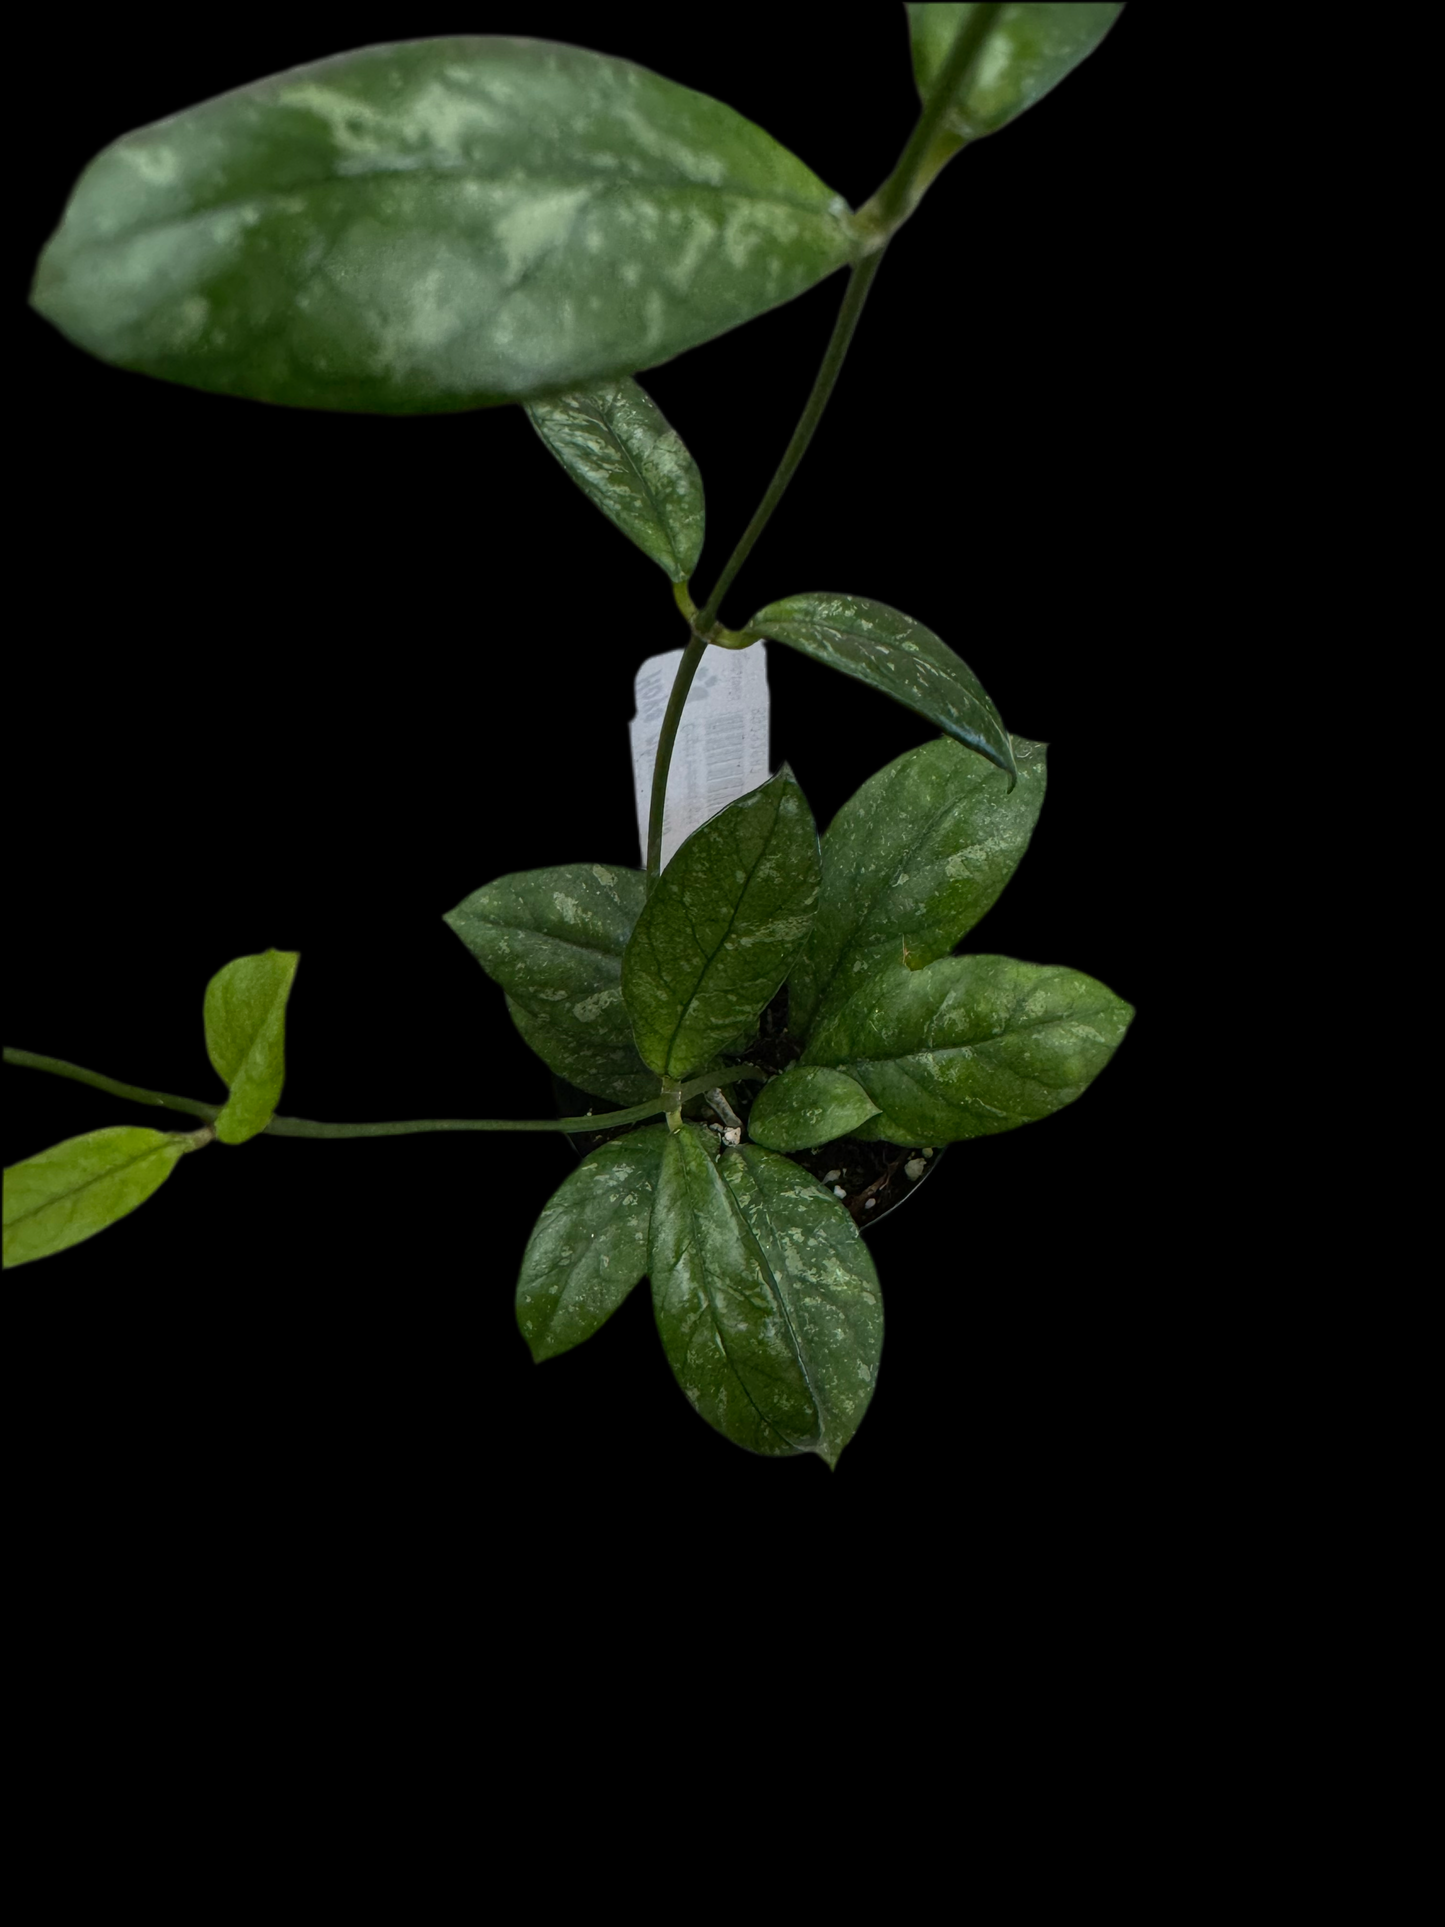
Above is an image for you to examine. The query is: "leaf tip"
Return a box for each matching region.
[520,1324,554,1366]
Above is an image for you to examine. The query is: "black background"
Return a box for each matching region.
[9,8,1197,1585]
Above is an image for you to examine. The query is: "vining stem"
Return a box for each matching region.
[2,1045,763,1140]
[644,250,888,890]
[643,629,708,888]
[691,246,888,640]
[861,2,1004,234]
[641,8,1003,891]
[3,1049,216,1122]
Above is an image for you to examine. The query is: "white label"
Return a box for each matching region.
[630,643,771,872]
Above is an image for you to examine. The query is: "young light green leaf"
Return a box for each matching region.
[788,734,1046,1039]
[908,3,1124,154]
[3,1125,199,1268]
[803,953,1133,1143]
[746,1065,880,1152]
[719,1144,884,1469]
[31,37,856,415]
[746,595,1016,785]
[622,768,821,1081]
[526,377,704,582]
[443,864,656,1105]
[517,1127,668,1363]
[203,949,299,1145]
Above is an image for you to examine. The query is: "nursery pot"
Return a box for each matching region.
[549,1070,946,1234]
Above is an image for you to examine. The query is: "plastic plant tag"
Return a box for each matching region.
[629,643,770,872]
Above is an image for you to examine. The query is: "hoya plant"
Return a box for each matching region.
[7,5,1132,1466]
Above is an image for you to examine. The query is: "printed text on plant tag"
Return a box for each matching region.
[630,644,771,871]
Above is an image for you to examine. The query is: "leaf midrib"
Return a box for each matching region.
[8,1142,175,1228]
[783,619,982,707]
[491,919,624,968]
[76,167,852,253]
[679,1140,817,1455]
[598,386,684,577]
[657,791,785,1077]
[721,1153,824,1448]
[836,1004,1115,1068]
[805,769,979,1034]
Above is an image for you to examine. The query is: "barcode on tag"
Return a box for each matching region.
[630,643,771,872]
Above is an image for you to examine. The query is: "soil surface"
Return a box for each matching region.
[552,986,945,1231]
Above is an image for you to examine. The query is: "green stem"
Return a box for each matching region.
[2,1048,218,1122]
[640,13,1003,891]
[697,13,1008,635]
[3,1046,765,1141]
[859,1,1004,236]
[692,247,888,638]
[683,11,1004,644]
[643,249,888,889]
[644,630,708,889]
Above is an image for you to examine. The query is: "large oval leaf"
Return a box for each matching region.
[526,376,704,582]
[908,3,1125,147]
[803,953,1133,1142]
[516,1127,667,1362]
[650,1126,820,1456]
[622,767,820,1081]
[718,1144,883,1468]
[443,862,656,1105]
[788,733,1046,1039]
[203,948,299,1145]
[746,594,1016,785]
[4,1125,192,1268]
[646,1129,883,1463]
[31,37,856,414]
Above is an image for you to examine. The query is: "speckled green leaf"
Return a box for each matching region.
[788,733,1046,1039]
[719,1144,883,1467]
[4,1125,192,1268]
[622,768,820,1081]
[648,1127,818,1458]
[804,954,1133,1143]
[746,1066,880,1152]
[30,36,856,415]
[840,1108,931,1147]
[908,3,1124,155]
[516,1126,667,1362]
[526,376,704,581]
[647,1128,883,1463]
[203,949,299,1145]
[746,595,1016,785]
[501,998,655,1110]
[443,863,655,1105]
